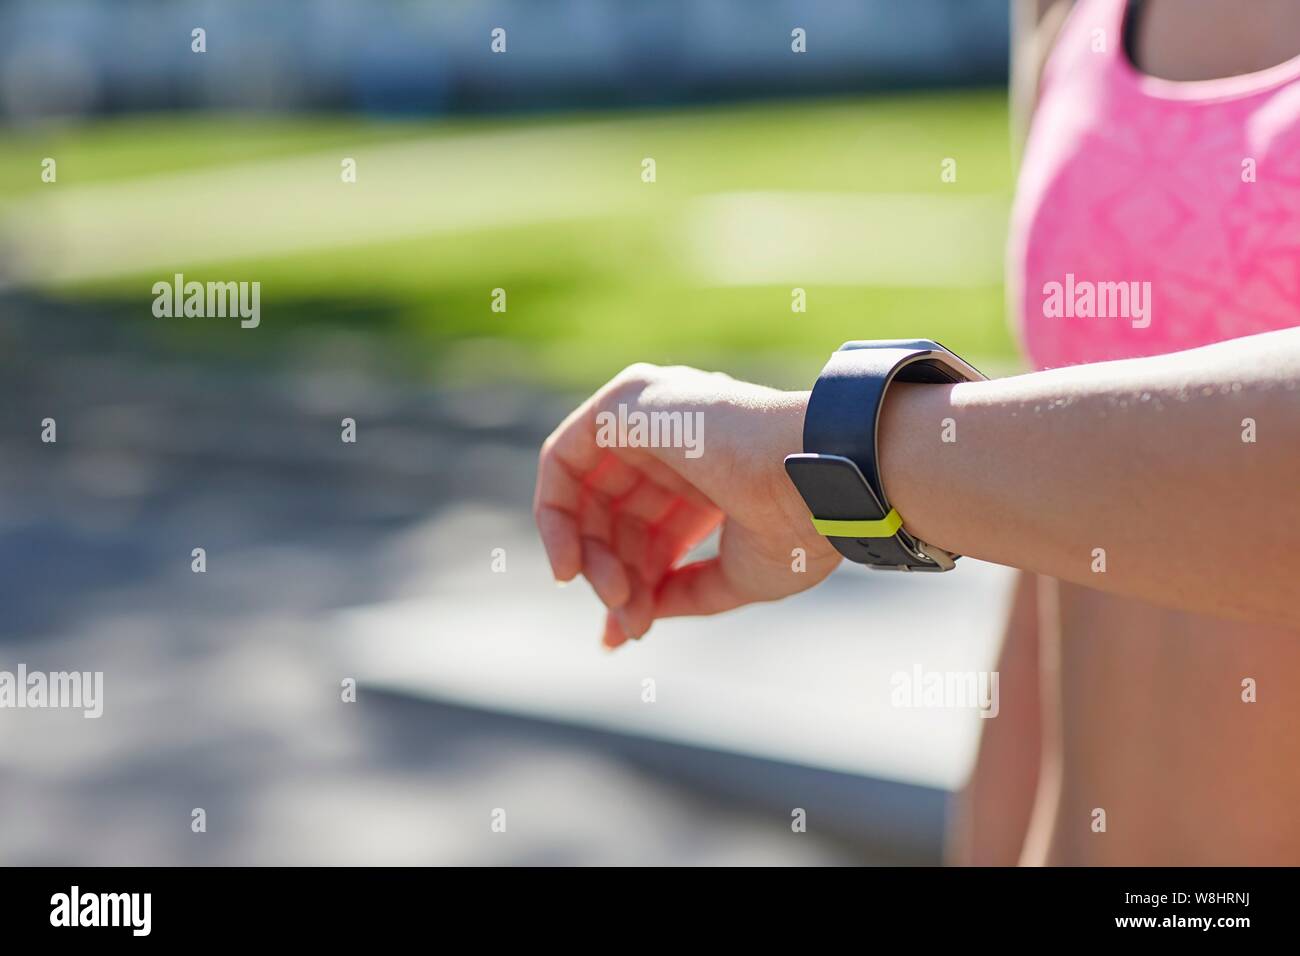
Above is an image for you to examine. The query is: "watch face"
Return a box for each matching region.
[784,452,950,570]
[783,453,888,523]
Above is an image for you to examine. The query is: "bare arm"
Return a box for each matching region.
[949,0,1075,869]
[535,329,1300,644]
[880,328,1300,629]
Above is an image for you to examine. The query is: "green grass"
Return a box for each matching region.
[0,114,432,199]
[3,92,1022,389]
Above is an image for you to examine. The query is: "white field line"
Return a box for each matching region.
[2,123,1008,291]
[685,191,1008,287]
[0,123,653,284]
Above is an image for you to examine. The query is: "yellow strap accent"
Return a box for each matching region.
[811,509,903,539]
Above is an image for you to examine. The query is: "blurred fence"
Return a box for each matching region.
[0,0,1008,120]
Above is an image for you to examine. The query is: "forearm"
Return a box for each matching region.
[878,328,1300,628]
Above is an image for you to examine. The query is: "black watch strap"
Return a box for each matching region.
[785,340,984,571]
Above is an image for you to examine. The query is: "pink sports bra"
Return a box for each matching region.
[1009,0,1300,370]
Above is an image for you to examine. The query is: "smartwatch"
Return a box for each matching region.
[784,340,985,571]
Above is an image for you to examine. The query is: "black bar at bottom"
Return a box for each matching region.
[0,866,1279,941]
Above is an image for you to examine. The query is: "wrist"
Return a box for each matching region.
[876,380,962,549]
[764,388,817,515]
[786,340,986,571]
[767,390,845,555]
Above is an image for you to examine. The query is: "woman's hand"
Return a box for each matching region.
[533,363,841,648]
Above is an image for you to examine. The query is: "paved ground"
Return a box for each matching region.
[0,297,1009,864]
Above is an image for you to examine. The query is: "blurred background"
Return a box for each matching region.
[0,0,1020,864]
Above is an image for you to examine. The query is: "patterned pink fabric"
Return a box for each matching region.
[1009,0,1300,370]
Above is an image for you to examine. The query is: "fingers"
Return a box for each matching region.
[535,505,581,582]
[616,570,655,641]
[580,537,631,610]
[538,458,733,648]
[599,502,716,649]
[533,363,711,585]
[601,609,630,650]
[614,476,678,527]
[652,499,721,571]
[612,511,654,581]
[533,390,610,582]
[602,556,748,651]
[533,449,583,581]
[653,558,749,620]
[534,365,741,648]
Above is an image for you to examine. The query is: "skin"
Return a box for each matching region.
[535,332,1300,642]
[534,0,1300,864]
[533,365,839,646]
[961,0,1300,866]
